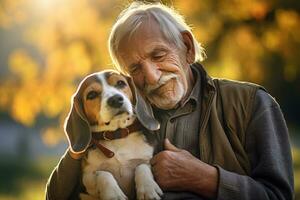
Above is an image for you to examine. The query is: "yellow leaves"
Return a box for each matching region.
[193,17,223,45]
[293,146,300,193]
[43,41,92,84]
[208,60,242,80]
[249,1,270,21]
[275,9,300,48]
[41,126,65,147]
[0,0,28,28]
[262,29,280,51]
[60,1,99,38]
[1,0,114,129]
[7,77,75,126]
[174,0,205,16]
[6,46,79,124]
[262,9,300,83]
[0,0,299,148]
[211,26,264,82]
[41,84,75,118]
[235,27,263,56]
[42,93,65,118]
[0,81,17,109]
[7,50,41,125]
[44,49,65,80]
[66,42,92,76]
[11,82,41,126]
[9,49,39,81]
[218,0,270,21]
[25,23,61,54]
[276,9,299,31]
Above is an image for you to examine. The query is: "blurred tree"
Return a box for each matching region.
[0,0,299,145]
[172,0,300,123]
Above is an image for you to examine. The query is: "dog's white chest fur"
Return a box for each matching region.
[82,132,154,199]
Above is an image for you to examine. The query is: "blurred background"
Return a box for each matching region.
[0,0,299,199]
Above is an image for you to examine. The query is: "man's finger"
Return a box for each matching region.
[150,149,169,165]
[164,138,181,151]
[150,153,160,165]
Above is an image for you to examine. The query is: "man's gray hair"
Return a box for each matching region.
[108,2,206,73]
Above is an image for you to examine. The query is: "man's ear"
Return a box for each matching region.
[126,76,160,131]
[64,93,91,154]
[181,31,195,64]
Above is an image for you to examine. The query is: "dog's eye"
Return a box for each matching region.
[116,80,126,88]
[86,91,99,100]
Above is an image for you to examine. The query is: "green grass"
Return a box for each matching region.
[293,147,300,200]
[0,156,59,200]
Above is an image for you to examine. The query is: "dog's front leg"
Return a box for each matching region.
[135,163,163,200]
[96,171,128,200]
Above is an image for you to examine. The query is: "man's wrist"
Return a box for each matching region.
[203,165,218,198]
[189,162,219,199]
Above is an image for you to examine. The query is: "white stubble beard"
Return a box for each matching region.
[145,74,186,110]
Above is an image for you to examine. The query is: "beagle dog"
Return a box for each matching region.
[65,70,163,200]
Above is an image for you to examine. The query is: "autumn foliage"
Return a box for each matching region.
[0,0,299,145]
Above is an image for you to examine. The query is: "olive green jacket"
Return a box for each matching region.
[45,63,294,200]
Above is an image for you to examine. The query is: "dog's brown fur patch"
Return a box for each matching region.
[82,82,102,125]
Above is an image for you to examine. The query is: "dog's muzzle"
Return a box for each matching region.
[107,94,124,108]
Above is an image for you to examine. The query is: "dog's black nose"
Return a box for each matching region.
[107,94,124,108]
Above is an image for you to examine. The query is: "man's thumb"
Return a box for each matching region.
[164,139,180,151]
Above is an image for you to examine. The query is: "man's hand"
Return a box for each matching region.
[150,139,218,198]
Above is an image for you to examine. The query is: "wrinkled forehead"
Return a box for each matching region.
[118,18,169,58]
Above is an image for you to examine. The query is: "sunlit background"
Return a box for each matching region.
[0,0,299,199]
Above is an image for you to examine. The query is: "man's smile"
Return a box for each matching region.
[149,78,176,96]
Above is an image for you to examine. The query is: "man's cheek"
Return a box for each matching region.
[132,76,143,90]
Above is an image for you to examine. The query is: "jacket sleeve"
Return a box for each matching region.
[216,89,294,200]
[45,148,82,200]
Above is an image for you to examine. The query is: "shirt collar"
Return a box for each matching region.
[180,64,201,108]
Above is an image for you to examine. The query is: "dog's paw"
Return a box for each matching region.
[79,193,98,200]
[96,171,128,200]
[99,185,128,200]
[135,164,163,200]
[136,178,163,200]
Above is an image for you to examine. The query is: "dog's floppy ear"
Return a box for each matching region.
[126,76,160,131]
[64,92,91,154]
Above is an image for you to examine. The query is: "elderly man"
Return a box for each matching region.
[46,2,294,200]
[108,2,294,199]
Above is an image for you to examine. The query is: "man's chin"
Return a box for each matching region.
[155,103,178,110]
[149,97,181,110]
[146,81,185,109]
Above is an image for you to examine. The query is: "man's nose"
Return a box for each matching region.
[142,61,161,85]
